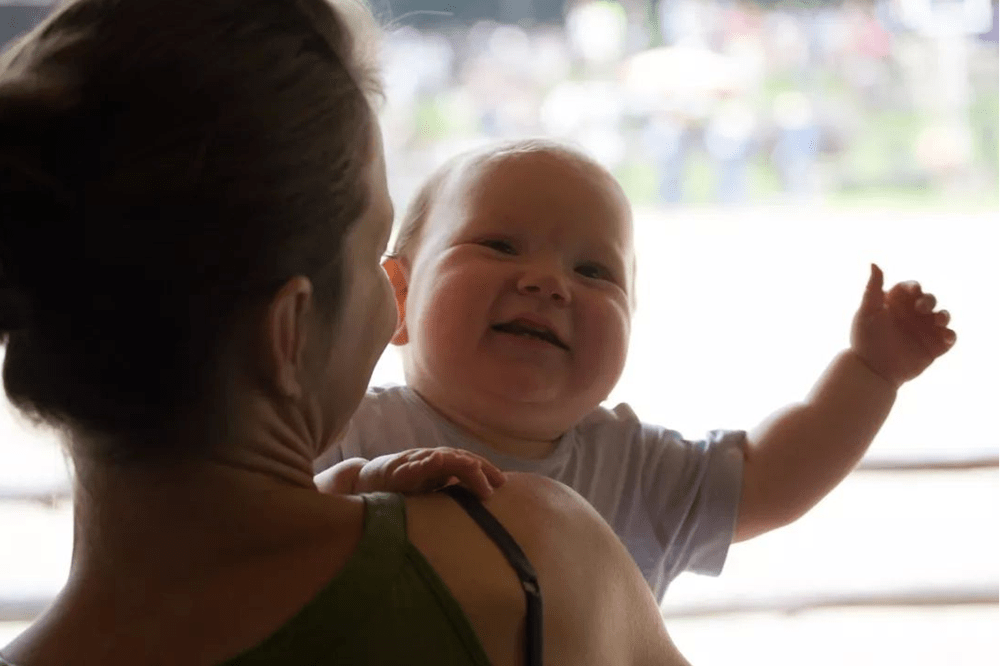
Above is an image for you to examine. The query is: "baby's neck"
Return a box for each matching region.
[412,388,561,460]
[464,425,557,460]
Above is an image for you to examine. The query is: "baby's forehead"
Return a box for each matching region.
[442,148,634,242]
[462,147,619,194]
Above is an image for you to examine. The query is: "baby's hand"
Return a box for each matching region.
[354,448,506,499]
[851,264,956,388]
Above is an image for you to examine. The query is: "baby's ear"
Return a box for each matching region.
[381,257,409,346]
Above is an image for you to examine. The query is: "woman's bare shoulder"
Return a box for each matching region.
[406,473,690,666]
[404,472,609,567]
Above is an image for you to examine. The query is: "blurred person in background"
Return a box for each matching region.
[770,91,822,198]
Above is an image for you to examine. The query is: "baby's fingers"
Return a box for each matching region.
[914,293,937,315]
[924,325,957,357]
[418,449,503,499]
[436,449,506,490]
[886,281,944,322]
[859,263,885,312]
[942,327,957,347]
[434,462,492,499]
[885,280,922,309]
[901,304,957,355]
[481,460,506,489]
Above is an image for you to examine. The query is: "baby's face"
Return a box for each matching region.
[401,151,635,441]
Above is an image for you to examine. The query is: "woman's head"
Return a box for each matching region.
[0,0,390,461]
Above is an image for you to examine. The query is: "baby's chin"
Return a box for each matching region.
[408,359,607,431]
[472,384,602,433]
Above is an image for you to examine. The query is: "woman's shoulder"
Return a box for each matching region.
[404,473,683,666]
[405,473,599,557]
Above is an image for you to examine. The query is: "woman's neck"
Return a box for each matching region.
[72,461,291,576]
[61,379,352,593]
[65,420,337,587]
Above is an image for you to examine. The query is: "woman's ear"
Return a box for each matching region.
[264,276,315,397]
[382,257,410,346]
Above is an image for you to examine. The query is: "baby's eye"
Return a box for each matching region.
[575,262,613,282]
[479,239,517,255]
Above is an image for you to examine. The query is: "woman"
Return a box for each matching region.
[0,0,688,664]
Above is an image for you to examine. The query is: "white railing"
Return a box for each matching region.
[1,452,997,623]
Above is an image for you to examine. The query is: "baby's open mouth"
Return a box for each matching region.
[491,320,569,350]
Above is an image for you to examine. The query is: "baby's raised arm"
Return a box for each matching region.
[737,264,956,540]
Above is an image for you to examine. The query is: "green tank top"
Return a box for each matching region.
[223,492,492,665]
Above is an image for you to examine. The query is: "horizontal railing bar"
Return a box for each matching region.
[661,584,999,619]
[0,486,69,504]
[855,452,998,472]
[0,453,996,504]
[3,585,998,623]
[0,598,50,623]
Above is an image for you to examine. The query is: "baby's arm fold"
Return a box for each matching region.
[736,349,896,541]
[314,457,368,494]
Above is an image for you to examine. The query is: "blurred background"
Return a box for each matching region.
[1,0,997,663]
[370,0,999,209]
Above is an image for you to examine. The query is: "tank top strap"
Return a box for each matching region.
[336,491,410,601]
[440,485,544,666]
[358,491,408,549]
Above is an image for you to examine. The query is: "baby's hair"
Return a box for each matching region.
[390,139,621,261]
[0,0,382,460]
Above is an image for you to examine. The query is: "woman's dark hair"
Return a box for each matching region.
[0,0,382,459]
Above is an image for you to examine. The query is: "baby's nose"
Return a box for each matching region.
[518,270,570,303]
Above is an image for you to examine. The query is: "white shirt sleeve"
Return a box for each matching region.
[565,404,745,599]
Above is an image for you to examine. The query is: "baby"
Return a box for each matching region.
[315,139,956,600]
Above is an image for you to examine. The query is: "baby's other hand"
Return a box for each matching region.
[851,264,956,388]
[354,448,507,499]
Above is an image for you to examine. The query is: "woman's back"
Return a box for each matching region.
[4,474,686,666]
[220,473,691,666]
[223,492,495,665]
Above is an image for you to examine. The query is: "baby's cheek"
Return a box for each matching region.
[578,301,631,379]
[421,282,468,338]
[416,278,482,368]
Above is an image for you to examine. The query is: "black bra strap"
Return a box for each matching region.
[440,484,543,666]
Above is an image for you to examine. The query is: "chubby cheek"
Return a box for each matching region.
[574,299,631,392]
[413,262,491,359]
[415,293,471,379]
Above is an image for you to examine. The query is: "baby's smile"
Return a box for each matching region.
[491,316,570,351]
